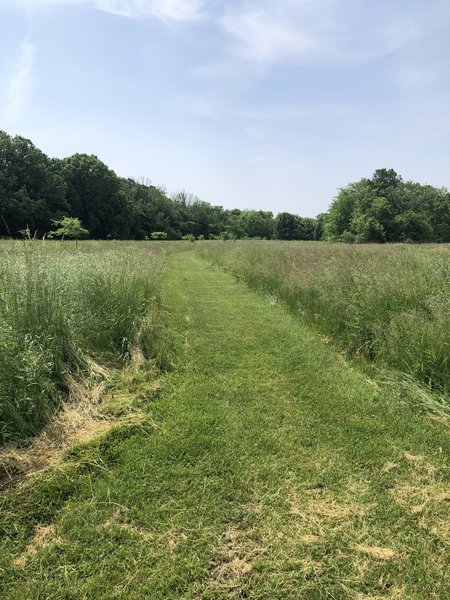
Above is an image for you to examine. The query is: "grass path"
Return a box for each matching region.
[1,251,449,598]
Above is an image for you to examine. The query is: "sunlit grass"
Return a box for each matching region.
[197,241,450,394]
[0,240,165,445]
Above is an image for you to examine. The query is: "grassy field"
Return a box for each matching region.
[0,246,449,598]
[197,241,450,396]
[0,240,167,445]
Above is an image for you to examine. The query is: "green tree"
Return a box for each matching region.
[276,212,298,240]
[323,185,358,240]
[150,231,168,240]
[48,217,89,245]
[0,131,67,237]
[57,154,128,239]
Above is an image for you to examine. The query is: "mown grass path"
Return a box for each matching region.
[2,251,450,599]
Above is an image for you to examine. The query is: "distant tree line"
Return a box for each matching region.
[1,131,448,242]
[324,168,450,243]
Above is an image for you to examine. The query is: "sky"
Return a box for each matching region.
[1,0,450,216]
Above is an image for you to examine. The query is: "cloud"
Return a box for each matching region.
[4,41,36,127]
[219,0,450,68]
[23,0,205,21]
[245,156,266,164]
[93,0,205,21]
[222,9,314,64]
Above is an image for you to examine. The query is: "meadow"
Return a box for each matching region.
[1,240,450,598]
[197,241,450,396]
[0,240,166,445]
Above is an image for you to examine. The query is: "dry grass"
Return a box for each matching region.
[355,545,396,561]
[389,454,450,543]
[13,524,61,569]
[0,364,153,488]
[205,525,266,596]
[0,376,109,486]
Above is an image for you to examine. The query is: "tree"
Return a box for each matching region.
[297,217,316,240]
[276,212,298,240]
[323,169,447,243]
[57,154,127,239]
[237,210,274,239]
[49,217,89,245]
[0,131,68,237]
[150,231,168,240]
[323,185,358,240]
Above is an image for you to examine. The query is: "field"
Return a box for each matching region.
[0,240,449,599]
[197,241,450,395]
[0,240,168,446]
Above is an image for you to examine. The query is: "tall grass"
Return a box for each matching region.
[197,241,450,394]
[0,241,165,445]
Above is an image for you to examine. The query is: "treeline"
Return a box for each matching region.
[324,168,450,243]
[1,131,449,242]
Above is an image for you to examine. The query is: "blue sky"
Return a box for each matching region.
[1,0,450,216]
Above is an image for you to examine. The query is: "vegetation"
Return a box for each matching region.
[1,126,449,596]
[2,131,449,242]
[0,240,165,445]
[197,241,450,394]
[47,217,89,243]
[1,251,449,598]
[325,168,450,243]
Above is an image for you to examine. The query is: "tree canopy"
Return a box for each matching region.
[48,217,89,242]
[1,132,448,243]
[324,169,450,243]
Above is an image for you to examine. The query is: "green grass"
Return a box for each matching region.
[0,250,449,598]
[196,241,450,395]
[0,240,165,445]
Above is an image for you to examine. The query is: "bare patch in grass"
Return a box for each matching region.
[403,452,424,462]
[381,461,399,473]
[299,533,321,545]
[427,412,447,422]
[289,486,368,532]
[99,509,154,542]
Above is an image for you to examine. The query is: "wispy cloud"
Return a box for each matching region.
[25,0,205,21]
[222,9,314,65]
[218,0,450,68]
[245,156,266,164]
[4,40,36,127]
[93,0,205,21]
